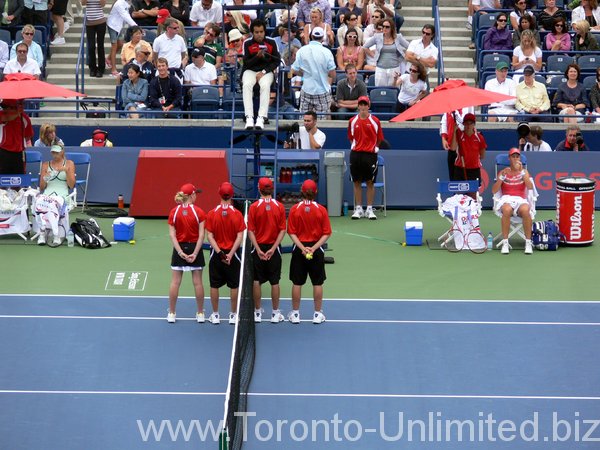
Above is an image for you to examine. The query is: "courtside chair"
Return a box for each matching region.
[25,150,42,188]
[435,178,482,248]
[67,152,91,211]
[354,154,387,217]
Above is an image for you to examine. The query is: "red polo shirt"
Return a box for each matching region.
[248,198,286,245]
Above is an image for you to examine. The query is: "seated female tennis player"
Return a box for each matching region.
[491,147,534,255]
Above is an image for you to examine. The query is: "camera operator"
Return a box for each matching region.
[516,122,552,152]
[554,125,589,152]
[282,111,327,150]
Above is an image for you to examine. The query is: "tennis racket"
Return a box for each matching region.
[442,206,464,253]
[463,210,485,254]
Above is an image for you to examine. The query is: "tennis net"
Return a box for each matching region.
[220,200,255,450]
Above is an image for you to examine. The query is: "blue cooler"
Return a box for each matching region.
[113,217,135,241]
[404,221,423,246]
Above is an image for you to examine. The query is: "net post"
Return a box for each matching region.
[219,430,229,450]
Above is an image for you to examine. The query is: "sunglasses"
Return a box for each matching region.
[382,25,391,29]
[497,18,507,22]
[17,50,27,53]
[206,31,216,37]
[23,32,34,36]
[410,69,419,73]
[230,38,240,43]
[349,17,357,20]
[169,26,179,30]
[555,24,564,27]
[347,34,357,38]
[422,31,432,35]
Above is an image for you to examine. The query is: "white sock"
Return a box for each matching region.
[467,15,473,24]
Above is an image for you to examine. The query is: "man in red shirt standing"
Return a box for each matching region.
[205,182,246,325]
[0,100,33,175]
[451,113,486,183]
[247,177,287,324]
[287,179,332,324]
[347,96,384,220]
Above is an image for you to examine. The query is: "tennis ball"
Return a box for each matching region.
[129,240,136,245]
[402,242,407,247]
[305,252,313,260]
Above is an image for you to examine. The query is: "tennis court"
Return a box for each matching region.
[1,210,599,449]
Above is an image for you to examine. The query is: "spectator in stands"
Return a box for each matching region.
[34,123,64,147]
[156,8,186,40]
[394,61,427,113]
[274,24,301,57]
[160,0,190,27]
[22,0,48,26]
[291,27,337,117]
[512,30,542,79]
[268,89,297,120]
[121,26,153,66]
[80,129,113,147]
[152,17,188,74]
[520,124,553,151]
[0,100,32,175]
[338,0,362,28]
[538,0,567,31]
[512,15,541,48]
[10,25,44,69]
[589,67,600,122]
[184,47,217,86]
[39,144,75,200]
[440,107,474,180]
[286,111,327,149]
[509,0,534,30]
[337,13,364,47]
[227,29,246,58]
[516,65,551,121]
[302,8,335,46]
[224,10,250,42]
[362,17,408,87]
[336,28,365,70]
[572,0,600,31]
[545,17,571,51]
[363,19,383,71]
[242,19,280,130]
[573,19,600,51]
[147,57,183,117]
[193,23,224,70]
[83,0,107,78]
[131,0,160,27]
[4,42,41,78]
[297,0,332,28]
[554,125,589,151]
[553,63,589,123]
[485,61,518,122]
[50,0,68,45]
[122,65,149,118]
[450,113,486,184]
[363,0,400,31]
[0,0,23,25]
[190,0,222,27]
[363,8,384,41]
[0,39,8,78]
[107,0,137,77]
[119,44,155,84]
[273,1,297,29]
[405,24,438,82]
[483,13,513,51]
[332,63,367,119]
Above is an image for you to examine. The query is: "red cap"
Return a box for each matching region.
[218,182,234,199]
[508,147,521,156]
[180,183,201,195]
[463,113,476,123]
[357,95,370,106]
[258,177,273,190]
[157,8,170,23]
[92,129,107,147]
[301,179,318,194]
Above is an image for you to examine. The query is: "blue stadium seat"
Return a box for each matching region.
[0,29,11,47]
[481,53,511,72]
[547,75,567,89]
[577,55,599,73]
[369,87,398,113]
[582,75,596,92]
[190,85,220,113]
[546,55,575,73]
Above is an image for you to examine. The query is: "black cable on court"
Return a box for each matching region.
[85,207,129,219]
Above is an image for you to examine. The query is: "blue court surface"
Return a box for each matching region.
[1,295,600,449]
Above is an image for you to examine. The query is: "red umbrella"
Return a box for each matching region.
[0,73,85,100]
[390,79,515,123]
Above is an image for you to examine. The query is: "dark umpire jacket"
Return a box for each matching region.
[242,36,280,74]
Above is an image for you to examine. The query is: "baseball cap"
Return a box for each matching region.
[157,8,170,24]
[218,182,234,199]
[92,129,108,147]
[523,65,535,75]
[258,177,273,190]
[191,47,206,58]
[496,61,509,70]
[180,183,201,195]
[463,113,476,123]
[50,144,64,153]
[311,27,324,40]
[228,29,243,42]
[301,179,318,194]
[357,95,370,106]
[508,147,521,156]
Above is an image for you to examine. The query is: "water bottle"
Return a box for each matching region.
[67,230,75,248]
[343,201,349,216]
[118,194,124,209]
[487,232,493,251]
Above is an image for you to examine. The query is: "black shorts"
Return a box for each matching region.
[350,151,378,183]
[453,166,481,183]
[252,243,282,285]
[170,242,205,269]
[289,242,326,286]
[0,149,25,175]
[52,0,68,16]
[209,249,241,289]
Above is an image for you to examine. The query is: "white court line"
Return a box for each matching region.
[1,390,599,401]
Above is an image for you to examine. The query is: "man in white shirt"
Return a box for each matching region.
[297,111,326,150]
[153,18,188,70]
[3,43,41,79]
[405,24,438,78]
[484,61,517,122]
[184,47,217,85]
[190,0,223,27]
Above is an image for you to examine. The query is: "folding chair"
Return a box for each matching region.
[30,189,77,247]
[0,174,35,241]
[25,150,42,188]
[67,152,91,211]
[355,154,386,217]
[436,179,482,248]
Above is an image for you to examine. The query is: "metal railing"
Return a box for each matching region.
[433,4,445,86]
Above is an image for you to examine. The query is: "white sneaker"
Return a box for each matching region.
[312,311,326,324]
[255,116,264,130]
[167,311,176,323]
[524,240,533,255]
[64,21,71,32]
[254,309,262,323]
[366,208,377,220]
[271,310,285,323]
[52,236,62,246]
[288,310,300,324]
[37,233,46,245]
[196,312,205,323]
[51,36,65,45]
[229,312,238,325]
[245,116,254,130]
[208,312,220,325]
[351,206,364,220]
[500,239,510,254]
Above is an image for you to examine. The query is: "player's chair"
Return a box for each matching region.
[436,178,482,248]
[492,153,538,248]
[25,150,42,188]
[67,152,91,211]
[0,174,35,241]
[353,154,387,216]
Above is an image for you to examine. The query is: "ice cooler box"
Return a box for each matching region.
[113,217,135,241]
[404,221,423,246]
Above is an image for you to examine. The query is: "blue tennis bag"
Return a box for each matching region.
[531,220,564,251]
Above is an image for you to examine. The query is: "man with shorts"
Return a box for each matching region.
[247,177,287,323]
[348,96,384,220]
[0,100,33,175]
[287,179,331,324]
[205,182,246,325]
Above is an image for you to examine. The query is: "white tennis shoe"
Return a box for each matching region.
[365,208,377,220]
[167,311,176,323]
[288,311,300,324]
[351,206,364,220]
[500,239,510,254]
[208,312,220,324]
[254,309,262,323]
[196,312,205,323]
[524,240,533,255]
[312,311,326,324]
[229,312,238,325]
[271,310,285,323]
